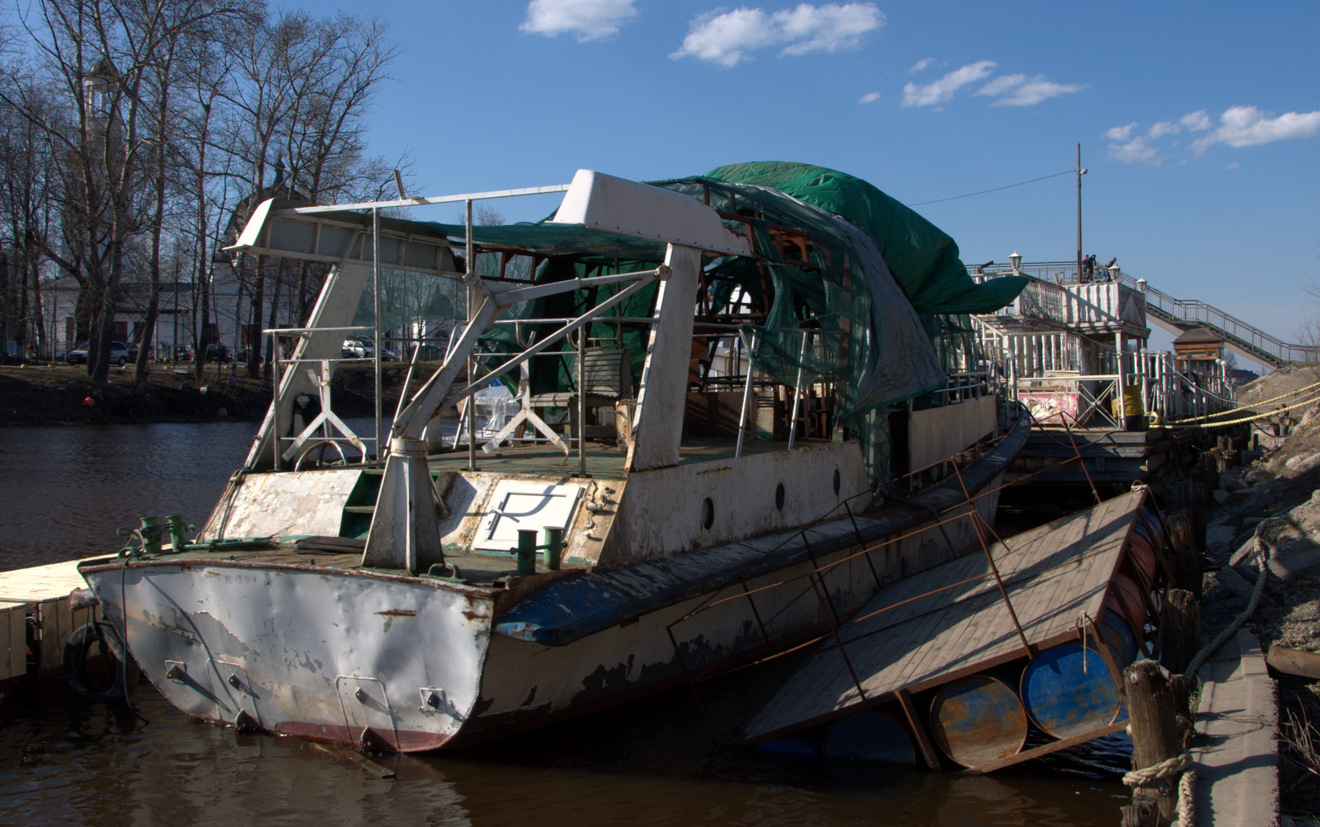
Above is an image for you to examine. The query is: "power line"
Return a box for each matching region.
[907,169,1075,207]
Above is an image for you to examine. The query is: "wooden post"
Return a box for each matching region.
[1125,660,1184,822]
[1120,799,1159,827]
[1165,510,1201,597]
[1157,589,1200,673]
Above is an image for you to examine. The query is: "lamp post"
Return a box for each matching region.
[1076,143,1087,282]
[1009,251,1022,275]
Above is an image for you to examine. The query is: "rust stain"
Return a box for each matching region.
[376,609,417,617]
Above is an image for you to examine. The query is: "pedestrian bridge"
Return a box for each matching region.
[971,260,1318,369]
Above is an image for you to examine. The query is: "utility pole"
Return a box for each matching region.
[1076,143,1087,281]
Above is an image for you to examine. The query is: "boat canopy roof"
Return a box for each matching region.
[390,162,1024,419]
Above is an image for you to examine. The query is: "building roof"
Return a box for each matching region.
[1173,327,1222,345]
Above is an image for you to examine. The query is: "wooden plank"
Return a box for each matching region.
[0,601,28,682]
[0,558,97,603]
[896,688,941,770]
[1266,646,1320,680]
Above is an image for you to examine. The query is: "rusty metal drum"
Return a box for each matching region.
[1019,643,1123,739]
[929,674,1029,768]
[1104,571,1147,633]
[821,712,916,765]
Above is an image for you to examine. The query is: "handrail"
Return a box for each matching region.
[968,260,1320,367]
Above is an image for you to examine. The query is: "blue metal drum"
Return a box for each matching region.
[929,674,1029,768]
[821,712,916,765]
[755,736,820,761]
[1020,643,1123,739]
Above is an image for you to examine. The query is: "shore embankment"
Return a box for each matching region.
[0,361,394,426]
[1194,365,1320,823]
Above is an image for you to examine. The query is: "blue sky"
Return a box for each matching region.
[277,1,1320,355]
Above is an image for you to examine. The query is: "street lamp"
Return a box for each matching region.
[1009,251,1022,274]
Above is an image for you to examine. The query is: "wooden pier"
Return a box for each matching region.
[1008,426,1192,490]
[0,558,101,685]
[745,489,1155,772]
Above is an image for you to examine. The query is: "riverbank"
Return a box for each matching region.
[0,362,393,426]
[1197,371,1320,822]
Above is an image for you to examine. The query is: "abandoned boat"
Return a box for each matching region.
[79,162,1031,751]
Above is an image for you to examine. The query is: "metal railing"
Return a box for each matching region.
[969,260,1320,367]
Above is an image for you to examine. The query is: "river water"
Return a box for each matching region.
[0,423,1130,825]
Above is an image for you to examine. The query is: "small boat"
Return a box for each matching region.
[80,162,1030,752]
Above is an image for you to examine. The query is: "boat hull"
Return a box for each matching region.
[82,474,1002,752]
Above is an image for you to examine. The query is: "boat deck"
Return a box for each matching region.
[744,489,1147,759]
[420,435,813,477]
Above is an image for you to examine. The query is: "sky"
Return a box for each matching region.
[274,0,1320,362]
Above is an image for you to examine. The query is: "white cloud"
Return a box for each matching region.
[1106,122,1137,142]
[1180,110,1211,131]
[858,90,881,104]
[902,60,995,107]
[908,57,934,74]
[521,0,639,42]
[1108,137,1159,165]
[1195,105,1320,150]
[975,74,1084,106]
[1147,121,1178,139]
[1108,105,1320,165]
[671,3,884,67]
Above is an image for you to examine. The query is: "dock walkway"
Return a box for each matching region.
[0,558,100,683]
[746,490,1147,767]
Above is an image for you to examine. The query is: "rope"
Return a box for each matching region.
[1174,769,1197,827]
[1165,384,1320,428]
[1123,750,1193,787]
[1184,528,1271,681]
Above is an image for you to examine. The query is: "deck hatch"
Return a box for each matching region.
[474,481,584,552]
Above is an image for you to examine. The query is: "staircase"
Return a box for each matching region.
[1112,272,1319,368]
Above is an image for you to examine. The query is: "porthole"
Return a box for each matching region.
[775,482,786,512]
[701,497,715,530]
[832,468,841,495]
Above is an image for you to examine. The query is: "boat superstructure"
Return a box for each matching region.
[80,163,1029,751]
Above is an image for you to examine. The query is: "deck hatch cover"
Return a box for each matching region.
[474,481,584,552]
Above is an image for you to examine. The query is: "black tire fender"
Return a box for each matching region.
[63,621,140,700]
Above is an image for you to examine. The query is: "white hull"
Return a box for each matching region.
[82,476,1001,751]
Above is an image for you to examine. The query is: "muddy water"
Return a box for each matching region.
[0,424,1130,825]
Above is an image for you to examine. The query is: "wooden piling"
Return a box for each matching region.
[1120,799,1159,827]
[1124,660,1185,823]
[1156,589,1200,674]
[1164,509,1201,596]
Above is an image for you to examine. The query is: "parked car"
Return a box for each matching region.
[174,345,194,362]
[66,341,129,366]
[341,338,372,358]
[204,343,232,363]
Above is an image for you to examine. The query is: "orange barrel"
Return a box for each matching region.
[1103,571,1148,633]
[1020,643,1124,739]
[929,674,1029,768]
[1127,532,1158,589]
[821,712,916,765]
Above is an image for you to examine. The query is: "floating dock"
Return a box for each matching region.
[0,558,101,685]
[745,489,1159,772]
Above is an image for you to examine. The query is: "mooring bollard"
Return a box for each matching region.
[543,527,563,571]
[1122,660,1188,825]
[516,529,537,576]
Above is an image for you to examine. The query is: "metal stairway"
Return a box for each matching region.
[1111,271,1319,368]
